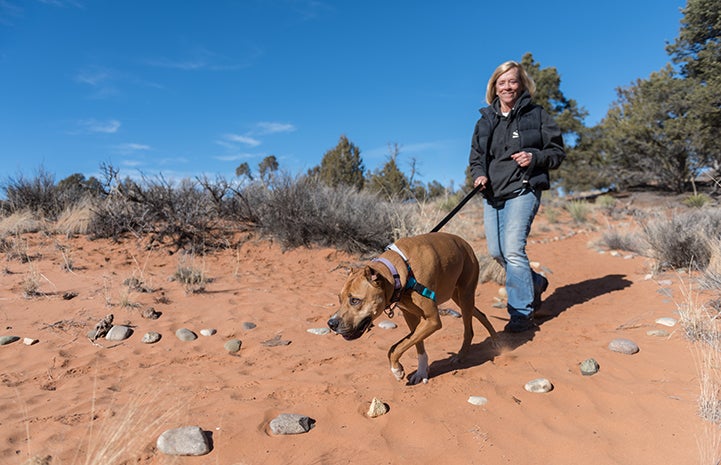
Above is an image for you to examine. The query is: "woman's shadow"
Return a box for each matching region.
[426,274,634,380]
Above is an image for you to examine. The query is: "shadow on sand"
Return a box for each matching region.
[424,274,634,382]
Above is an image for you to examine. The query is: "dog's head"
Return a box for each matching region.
[327,265,390,340]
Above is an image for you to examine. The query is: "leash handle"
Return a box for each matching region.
[430,183,483,233]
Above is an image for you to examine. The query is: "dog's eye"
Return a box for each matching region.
[349,297,362,306]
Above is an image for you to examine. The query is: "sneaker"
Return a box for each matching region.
[504,315,536,333]
[533,275,549,312]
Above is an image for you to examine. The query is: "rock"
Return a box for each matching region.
[467,396,488,406]
[23,337,39,346]
[439,309,461,318]
[498,287,507,298]
[156,426,211,456]
[608,338,639,355]
[105,325,133,341]
[62,291,78,300]
[524,378,553,393]
[21,455,52,465]
[91,314,113,340]
[242,322,257,330]
[647,329,669,337]
[175,328,197,342]
[377,320,397,329]
[367,397,389,417]
[141,307,161,319]
[142,331,162,344]
[307,327,330,335]
[0,335,20,345]
[200,328,216,336]
[580,358,600,376]
[224,339,242,353]
[261,335,291,347]
[269,413,315,435]
[657,279,673,286]
[655,317,677,327]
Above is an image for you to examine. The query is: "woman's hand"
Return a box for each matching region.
[474,176,488,190]
[511,151,533,168]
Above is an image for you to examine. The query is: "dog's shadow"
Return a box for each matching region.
[425,274,634,381]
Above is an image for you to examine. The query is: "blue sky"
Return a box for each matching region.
[1,0,685,188]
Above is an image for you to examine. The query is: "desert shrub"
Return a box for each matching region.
[597,227,646,254]
[89,176,229,252]
[248,174,414,254]
[2,167,60,219]
[643,209,721,270]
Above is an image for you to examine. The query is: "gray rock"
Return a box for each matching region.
[224,338,242,353]
[307,327,330,335]
[608,338,639,355]
[467,396,488,406]
[142,331,162,344]
[378,320,397,329]
[655,317,677,327]
[261,335,291,347]
[580,358,600,376]
[200,328,216,337]
[156,426,211,456]
[439,308,461,318]
[0,335,20,346]
[242,322,257,330]
[269,413,315,435]
[647,329,670,337]
[141,307,161,319]
[105,325,133,341]
[175,328,197,342]
[524,378,553,393]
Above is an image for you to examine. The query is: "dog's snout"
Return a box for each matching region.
[327,317,340,332]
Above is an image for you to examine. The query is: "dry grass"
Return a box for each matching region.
[172,255,212,294]
[0,211,45,237]
[677,275,721,464]
[19,383,187,465]
[54,200,94,237]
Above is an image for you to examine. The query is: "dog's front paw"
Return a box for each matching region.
[391,365,405,381]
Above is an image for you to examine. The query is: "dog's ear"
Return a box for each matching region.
[364,266,384,288]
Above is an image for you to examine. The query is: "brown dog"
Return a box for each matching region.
[327,232,497,384]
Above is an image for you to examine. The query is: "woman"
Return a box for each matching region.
[468,60,566,333]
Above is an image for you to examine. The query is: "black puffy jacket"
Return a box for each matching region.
[468,91,565,200]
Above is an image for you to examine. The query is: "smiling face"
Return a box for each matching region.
[495,67,523,113]
[327,266,388,340]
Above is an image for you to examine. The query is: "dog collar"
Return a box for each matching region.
[380,243,437,303]
[371,257,403,304]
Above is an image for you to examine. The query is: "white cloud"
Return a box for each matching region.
[77,118,121,134]
[113,143,150,154]
[214,153,256,162]
[222,133,261,147]
[254,121,296,135]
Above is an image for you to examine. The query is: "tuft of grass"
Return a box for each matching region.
[22,265,44,298]
[54,199,94,236]
[564,200,591,224]
[684,193,712,208]
[172,256,211,293]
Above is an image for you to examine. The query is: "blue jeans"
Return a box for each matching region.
[484,190,542,319]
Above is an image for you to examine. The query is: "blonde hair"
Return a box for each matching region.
[485,61,536,105]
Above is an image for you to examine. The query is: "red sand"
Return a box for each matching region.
[0,205,706,464]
